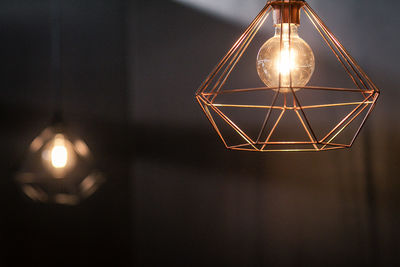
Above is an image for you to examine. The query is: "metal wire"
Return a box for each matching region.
[195,0,380,152]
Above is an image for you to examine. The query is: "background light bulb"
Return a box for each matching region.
[257,23,315,92]
[51,136,68,168]
[17,124,105,204]
[42,133,76,178]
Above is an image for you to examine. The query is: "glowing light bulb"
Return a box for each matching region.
[42,133,76,178]
[257,23,315,92]
[51,136,68,168]
[17,124,105,205]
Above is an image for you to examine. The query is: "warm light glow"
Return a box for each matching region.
[277,47,297,76]
[54,194,80,205]
[30,136,43,152]
[257,23,315,92]
[41,133,76,178]
[17,126,104,204]
[74,139,90,157]
[51,136,68,168]
[79,173,104,198]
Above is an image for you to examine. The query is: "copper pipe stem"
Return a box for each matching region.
[270,1,305,25]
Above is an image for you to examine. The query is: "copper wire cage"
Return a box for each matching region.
[195,0,380,152]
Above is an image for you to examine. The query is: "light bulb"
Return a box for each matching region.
[17,124,105,204]
[41,133,76,178]
[51,137,68,168]
[257,23,315,92]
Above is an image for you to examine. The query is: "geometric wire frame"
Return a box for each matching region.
[195,0,380,152]
[16,124,105,205]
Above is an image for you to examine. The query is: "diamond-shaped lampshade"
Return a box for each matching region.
[16,123,104,205]
[195,0,380,152]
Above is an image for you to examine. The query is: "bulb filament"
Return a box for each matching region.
[278,46,296,76]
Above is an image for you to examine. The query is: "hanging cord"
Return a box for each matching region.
[51,0,63,123]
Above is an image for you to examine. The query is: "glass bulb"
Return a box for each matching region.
[41,133,76,178]
[257,23,315,92]
[51,138,68,168]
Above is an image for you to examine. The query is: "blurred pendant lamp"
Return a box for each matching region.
[195,0,380,152]
[16,0,104,205]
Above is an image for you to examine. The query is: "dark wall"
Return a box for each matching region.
[0,0,132,266]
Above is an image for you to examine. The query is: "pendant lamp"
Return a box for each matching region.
[195,0,380,152]
[16,0,104,205]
